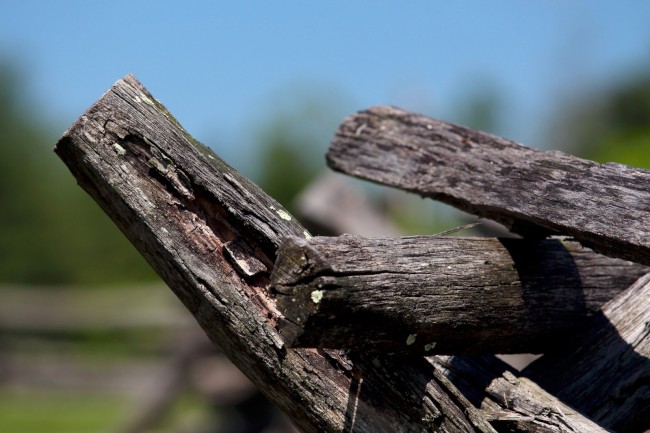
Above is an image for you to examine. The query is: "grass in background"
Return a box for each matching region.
[0,390,126,433]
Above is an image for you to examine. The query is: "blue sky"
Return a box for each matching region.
[2,1,650,173]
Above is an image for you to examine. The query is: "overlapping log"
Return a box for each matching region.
[431,356,608,433]
[271,234,647,354]
[522,273,650,432]
[54,75,497,433]
[327,105,650,266]
[54,75,639,432]
[436,274,650,432]
[290,171,621,432]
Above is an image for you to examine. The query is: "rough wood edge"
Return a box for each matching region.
[432,355,608,433]
[522,273,650,431]
[270,234,647,355]
[327,105,650,266]
[54,75,496,433]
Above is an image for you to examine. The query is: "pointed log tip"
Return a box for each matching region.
[120,73,142,87]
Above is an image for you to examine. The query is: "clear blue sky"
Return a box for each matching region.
[2,1,650,172]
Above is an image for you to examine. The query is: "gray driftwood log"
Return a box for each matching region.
[522,272,650,432]
[271,234,647,354]
[54,75,499,433]
[327,105,650,266]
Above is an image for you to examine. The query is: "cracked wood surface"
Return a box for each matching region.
[435,273,650,432]
[327,105,650,266]
[54,75,497,433]
[432,355,609,433]
[522,273,650,432]
[271,234,647,355]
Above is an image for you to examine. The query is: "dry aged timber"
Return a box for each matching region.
[438,273,650,432]
[431,356,609,433]
[54,75,499,433]
[271,234,647,355]
[327,105,650,266]
[522,273,650,432]
[294,172,400,237]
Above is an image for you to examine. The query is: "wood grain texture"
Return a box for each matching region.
[54,75,497,433]
[327,105,650,266]
[523,273,650,432]
[291,169,616,430]
[271,235,647,354]
[432,356,608,433]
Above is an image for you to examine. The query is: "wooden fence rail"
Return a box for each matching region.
[55,75,494,433]
[54,75,649,432]
[327,105,650,266]
[271,234,646,354]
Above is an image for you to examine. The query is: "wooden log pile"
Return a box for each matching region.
[55,76,650,432]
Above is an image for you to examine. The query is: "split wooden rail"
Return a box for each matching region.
[55,75,650,432]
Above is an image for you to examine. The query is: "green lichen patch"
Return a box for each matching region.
[424,342,437,352]
[310,290,324,304]
[276,209,292,221]
[113,143,127,156]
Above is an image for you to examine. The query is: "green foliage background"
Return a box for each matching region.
[0,62,157,286]
[555,72,650,169]
[1,58,650,287]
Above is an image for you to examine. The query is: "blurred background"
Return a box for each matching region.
[1,1,650,432]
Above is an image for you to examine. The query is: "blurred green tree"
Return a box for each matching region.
[0,60,157,286]
[453,80,506,135]
[553,70,650,168]
[251,89,347,211]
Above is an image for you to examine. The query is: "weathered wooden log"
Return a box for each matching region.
[522,273,650,432]
[327,105,650,266]
[290,175,615,431]
[54,75,497,433]
[431,355,609,433]
[271,234,647,354]
[294,171,400,237]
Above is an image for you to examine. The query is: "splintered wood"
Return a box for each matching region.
[55,76,496,433]
[56,79,649,433]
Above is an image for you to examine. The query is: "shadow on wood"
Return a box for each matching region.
[54,75,496,433]
[271,235,646,354]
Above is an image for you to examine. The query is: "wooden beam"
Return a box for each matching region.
[522,273,650,432]
[54,75,497,433]
[432,356,609,433]
[289,169,618,430]
[327,106,650,266]
[271,235,647,354]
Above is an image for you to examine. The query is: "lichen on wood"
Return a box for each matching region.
[271,234,647,355]
[54,75,497,433]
